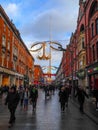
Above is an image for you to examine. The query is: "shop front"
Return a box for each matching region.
[87,63,98,92]
[0,67,24,88]
[77,69,86,88]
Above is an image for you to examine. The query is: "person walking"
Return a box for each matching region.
[64,84,70,107]
[23,87,29,111]
[29,86,38,112]
[5,86,20,127]
[59,86,69,112]
[19,88,24,107]
[75,86,89,113]
[92,89,98,111]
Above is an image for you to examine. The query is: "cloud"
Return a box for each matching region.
[18,0,79,73]
[20,9,77,42]
[18,0,79,43]
[0,0,79,73]
[5,3,19,19]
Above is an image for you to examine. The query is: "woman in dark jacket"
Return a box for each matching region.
[5,86,20,127]
[75,86,89,113]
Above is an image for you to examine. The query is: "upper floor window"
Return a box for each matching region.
[83,56,85,65]
[92,44,95,61]
[96,42,98,59]
[82,37,85,49]
[13,46,18,56]
[96,18,98,35]
[89,1,98,18]
[91,23,94,37]
[79,60,83,69]
[7,41,10,50]
[2,35,6,47]
[12,36,14,43]
[8,29,10,37]
[3,23,6,32]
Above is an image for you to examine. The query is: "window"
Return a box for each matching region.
[8,29,10,37]
[92,45,95,61]
[7,41,10,50]
[91,23,94,37]
[13,61,17,71]
[7,56,10,68]
[3,23,6,32]
[82,37,85,49]
[83,56,85,65]
[79,60,83,69]
[96,18,98,35]
[96,42,98,59]
[13,46,18,56]
[2,53,5,66]
[2,35,6,47]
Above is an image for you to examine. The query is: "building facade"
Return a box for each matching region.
[0,5,34,88]
[56,0,98,93]
[34,65,44,87]
[85,0,98,91]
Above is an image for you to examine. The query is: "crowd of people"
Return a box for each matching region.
[0,83,98,128]
[4,85,38,128]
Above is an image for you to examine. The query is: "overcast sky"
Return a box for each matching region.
[0,0,79,74]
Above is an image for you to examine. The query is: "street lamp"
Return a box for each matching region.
[58,46,66,51]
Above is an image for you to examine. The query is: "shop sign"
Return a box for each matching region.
[77,69,85,79]
[88,69,93,73]
[93,67,98,71]
[88,67,98,73]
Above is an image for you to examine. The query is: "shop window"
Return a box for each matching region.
[96,18,98,35]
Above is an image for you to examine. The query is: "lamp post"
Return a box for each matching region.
[58,46,66,51]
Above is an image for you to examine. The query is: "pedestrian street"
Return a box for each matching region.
[0,89,98,130]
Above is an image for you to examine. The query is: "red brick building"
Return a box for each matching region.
[33,65,44,86]
[71,0,98,90]
[58,0,98,92]
[85,0,98,90]
[0,5,34,88]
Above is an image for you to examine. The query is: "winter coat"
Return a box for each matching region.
[59,90,68,103]
[29,88,38,102]
[5,92,20,109]
[75,89,88,103]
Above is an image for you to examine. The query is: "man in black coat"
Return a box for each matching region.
[75,86,89,113]
[5,86,20,127]
[29,86,38,112]
[59,87,69,112]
